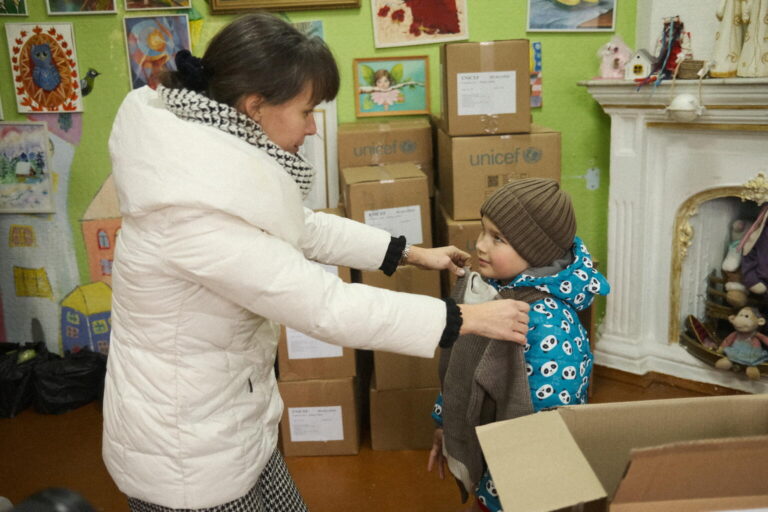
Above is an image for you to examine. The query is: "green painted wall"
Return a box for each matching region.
[1,1,636,317]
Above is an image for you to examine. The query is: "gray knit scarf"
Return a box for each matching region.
[157,85,315,198]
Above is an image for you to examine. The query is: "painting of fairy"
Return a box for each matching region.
[0,122,54,213]
[5,23,83,113]
[124,15,190,90]
[354,56,429,117]
[371,0,468,48]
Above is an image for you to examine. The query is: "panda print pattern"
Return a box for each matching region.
[492,237,611,412]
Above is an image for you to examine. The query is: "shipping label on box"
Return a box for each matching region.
[437,126,561,220]
[278,377,360,457]
[338,119,435,195]
[341,163,432,247]
[441,40,531,136]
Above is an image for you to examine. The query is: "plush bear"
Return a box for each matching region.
[597,36,633,79]
[722,219,752,308]
[715,306,768,380]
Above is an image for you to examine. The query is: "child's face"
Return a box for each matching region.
[475,216,530,281]
[376,75,391,88]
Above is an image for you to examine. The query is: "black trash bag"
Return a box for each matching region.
[32,349,107,415]
[0,342,48,419]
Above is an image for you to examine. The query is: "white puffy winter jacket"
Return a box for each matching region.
[102,87,447,508]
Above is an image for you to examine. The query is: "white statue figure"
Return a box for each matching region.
[711,0,745,77]
[737,0,768,77]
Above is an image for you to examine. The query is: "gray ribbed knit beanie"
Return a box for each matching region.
[480,178,576,267]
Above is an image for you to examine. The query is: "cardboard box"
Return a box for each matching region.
[437,125,561,220]
[277,219,357,381]
[342,163,432,247]
[278,377,360,457]
[369,384,440,450]
[373,351,440,390]
[277,324,357,382]
[476,394,768,512]
[434,200,482,293]
[610,436,768,511]
[355,264,441,298]
[440,40,531,136]
[337,119,435,195]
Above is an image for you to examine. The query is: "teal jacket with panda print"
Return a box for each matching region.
[432,237,610,512]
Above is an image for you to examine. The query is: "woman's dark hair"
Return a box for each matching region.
[162,12,339,107]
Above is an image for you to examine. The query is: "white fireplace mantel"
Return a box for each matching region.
[581,78,768,393]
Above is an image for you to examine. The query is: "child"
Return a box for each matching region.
[428,178,610,512]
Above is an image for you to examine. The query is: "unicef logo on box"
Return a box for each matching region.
[524,147,542,164]
[399,140,416,154]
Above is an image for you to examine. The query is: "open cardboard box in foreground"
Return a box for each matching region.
[476,394,768,512]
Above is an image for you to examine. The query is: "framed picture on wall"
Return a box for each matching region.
[528,0,616,32]
[0,122,54,213]
[48,0,116,14]
[371,0,468,48]
[0,0,27,15]
[299,102,339,211]
[125,0,190,10]
[5,23,84,113]
[210,0,358,13]
[124,15,191,90]
[353,56,429,117]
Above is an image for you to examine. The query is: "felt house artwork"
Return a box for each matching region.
[0,122,54,213]
[5,23,83,113]
[625,49,655,80]
[60,281,112,355]
[81,174,121,286]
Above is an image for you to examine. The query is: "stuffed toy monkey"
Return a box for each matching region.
[715,306,768,380]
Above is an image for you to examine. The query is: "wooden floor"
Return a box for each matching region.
[0,367,742,512]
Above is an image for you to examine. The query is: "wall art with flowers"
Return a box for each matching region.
[371,0,468,48]
[354,56,429,117]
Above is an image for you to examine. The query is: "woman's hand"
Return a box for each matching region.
[459,300,531,345]
[404,245,470,277]
[427,428,446,479]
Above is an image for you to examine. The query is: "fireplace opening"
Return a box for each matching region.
[675,192,768,380]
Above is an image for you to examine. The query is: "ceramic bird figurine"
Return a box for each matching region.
[80,68,101,96]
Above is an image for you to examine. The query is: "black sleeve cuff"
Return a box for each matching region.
[379,235,406,276]
[439,298,463,348]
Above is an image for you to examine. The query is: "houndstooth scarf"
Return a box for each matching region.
[157,85,314,198]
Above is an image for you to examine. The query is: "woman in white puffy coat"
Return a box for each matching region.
[103,12,530,512]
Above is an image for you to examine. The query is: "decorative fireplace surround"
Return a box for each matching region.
[582,78,768,393]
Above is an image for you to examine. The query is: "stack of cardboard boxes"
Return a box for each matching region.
[337,122,442,450]
[433,39,562,293]
[276,207,361,457]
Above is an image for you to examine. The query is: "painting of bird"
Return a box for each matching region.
[80,68,101,96]
[30,43,61,92]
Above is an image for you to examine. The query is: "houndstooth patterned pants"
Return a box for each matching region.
[127,449,308,512]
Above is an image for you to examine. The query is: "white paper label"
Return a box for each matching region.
[457,71,517,116]
[364,205,423,245]
[286,328,343,359]
[288,406,344,442]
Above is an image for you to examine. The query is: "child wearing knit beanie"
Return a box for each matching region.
[428,178,610,512]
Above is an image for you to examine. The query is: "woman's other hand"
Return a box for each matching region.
[404,245,470,276]
[427,428,446,479]
[459,300,530,344]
